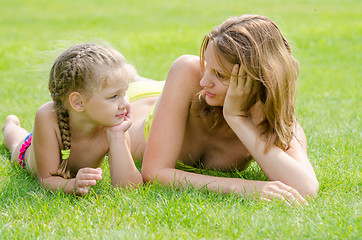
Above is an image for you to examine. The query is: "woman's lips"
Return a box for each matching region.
[205,90,215,98]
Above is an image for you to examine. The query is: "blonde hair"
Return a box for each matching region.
[200,15,299,152]
[48,43,136,178]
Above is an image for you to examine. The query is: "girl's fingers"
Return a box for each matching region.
[76,187,90,196]
[77,179,97,188]
[79,167,103,175]
[79,173,102,181]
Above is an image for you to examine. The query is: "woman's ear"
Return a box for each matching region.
[68,92,85,112]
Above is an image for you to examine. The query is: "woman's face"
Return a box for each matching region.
[199,43,234,107]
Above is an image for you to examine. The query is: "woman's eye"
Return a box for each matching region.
[215,71,227,79]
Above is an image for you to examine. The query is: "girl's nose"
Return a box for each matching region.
[119,95,130,109]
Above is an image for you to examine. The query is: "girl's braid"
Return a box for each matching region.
[49,44,97,178]
[48,43,135,178]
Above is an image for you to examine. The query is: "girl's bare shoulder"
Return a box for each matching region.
[34,101,59,128]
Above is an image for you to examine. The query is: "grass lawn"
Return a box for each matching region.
[0,0,361,239]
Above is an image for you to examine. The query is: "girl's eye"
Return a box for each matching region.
[110,94,118,99]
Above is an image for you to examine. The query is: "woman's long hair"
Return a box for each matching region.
[199,15,299,152]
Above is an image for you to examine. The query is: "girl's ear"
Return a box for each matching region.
[68,92,85,112]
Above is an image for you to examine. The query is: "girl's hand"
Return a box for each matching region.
[249,181,308,206]
[223,64,257,119]
[74,167,102,196]
[106,106,132,135]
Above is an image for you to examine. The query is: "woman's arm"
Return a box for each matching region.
[141,55,205,181]
[33,102,102,196]
[223,65,319,198]
[141,56,307,203]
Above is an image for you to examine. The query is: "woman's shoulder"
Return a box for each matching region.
[287,120,308,154]
[169,55,203,81]
[165,55,203,96]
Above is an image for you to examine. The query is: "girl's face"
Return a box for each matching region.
[199,43,234,107]
[82,77,130,127]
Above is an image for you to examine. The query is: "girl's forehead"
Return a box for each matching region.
[103,77,128,91]
[100,68,129,89]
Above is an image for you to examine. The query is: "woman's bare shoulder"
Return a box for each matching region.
[171,54,201,70]
[287,121,308,156]
[165,55,203,97]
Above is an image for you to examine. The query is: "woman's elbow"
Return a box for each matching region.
[141,164,158,183]
[301,178,319,199]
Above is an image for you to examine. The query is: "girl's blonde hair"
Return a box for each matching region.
[200,15,299,152]
[48,43,136,178]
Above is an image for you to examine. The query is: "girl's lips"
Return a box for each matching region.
[205,90,215,98]
[116,112,126,118]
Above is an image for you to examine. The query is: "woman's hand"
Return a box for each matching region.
[242,180,307,206]
[223,64,257,119]
[257,181,307,206]
[74,167,103,196]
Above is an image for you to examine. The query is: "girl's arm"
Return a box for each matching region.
[106,110,143,188]
[33,102,101,196]
[223,65,319,198]
[141,55,307,203]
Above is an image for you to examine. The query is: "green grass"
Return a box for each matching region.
[0,0,361,239]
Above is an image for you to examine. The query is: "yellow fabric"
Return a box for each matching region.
[144,104,157,142]
[127,81,165,103]
[126,81,165,142]
[127,81,209,173]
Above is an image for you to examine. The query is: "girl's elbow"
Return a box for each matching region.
[128,178,143,189]
[133,173,144,187]
[112,173,143,189]
[128,173,144,188]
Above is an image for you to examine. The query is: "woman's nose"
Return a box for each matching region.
[200,71,214,88]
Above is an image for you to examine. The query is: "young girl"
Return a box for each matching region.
[2,43,143,196]
[128,14,319,204]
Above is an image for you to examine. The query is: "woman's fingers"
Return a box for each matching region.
[237,64,246,88]
[288,188,308,205]
[259,181,307,206]
[230,64,239,87]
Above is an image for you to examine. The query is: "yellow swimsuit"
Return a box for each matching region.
[127,80,212,173]
[127,81,165,142]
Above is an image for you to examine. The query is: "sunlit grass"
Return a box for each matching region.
[0,0,361,239]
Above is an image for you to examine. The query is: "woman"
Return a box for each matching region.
[128,14,318,203]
